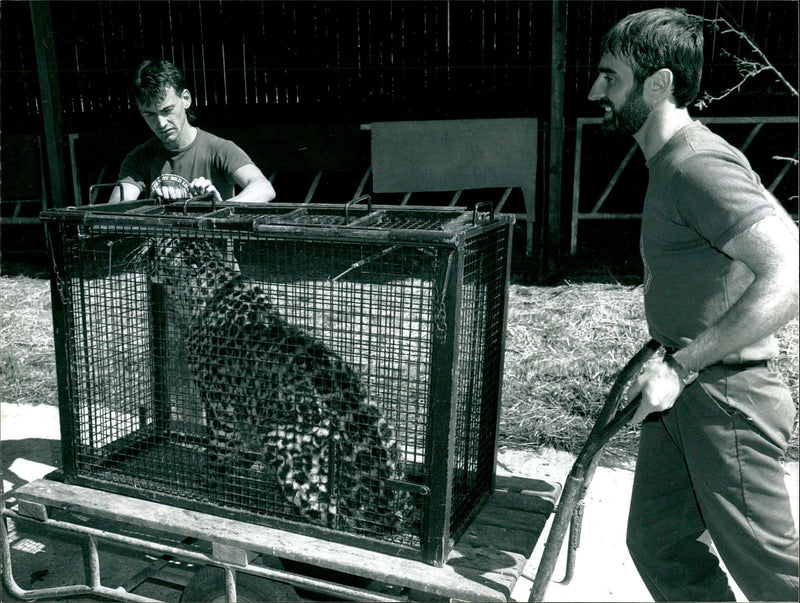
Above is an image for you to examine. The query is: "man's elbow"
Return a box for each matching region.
[775,258,799,321]
[787,269,799,320]
[245,177,275,202]
[262,178,276,202]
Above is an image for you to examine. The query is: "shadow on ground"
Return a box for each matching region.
[2,439,62,492]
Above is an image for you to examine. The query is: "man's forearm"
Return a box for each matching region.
[675,273,799,373]
[227,178,276,203]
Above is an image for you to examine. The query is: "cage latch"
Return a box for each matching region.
[472,201,495,224]
[432,251,453,340]
[182,191,218,216]
[344,194,373,225]
[88,182,126,205]
[385,479,430,496]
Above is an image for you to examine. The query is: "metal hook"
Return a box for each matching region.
[344,194,372,225]
[182,192,217,216]
[88,182,126,206]
[472,201,495,225]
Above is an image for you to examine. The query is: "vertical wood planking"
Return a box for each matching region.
[30,0,70,207]
[6,1,797,129]
[221,1,245,109]
[11,1,40,117]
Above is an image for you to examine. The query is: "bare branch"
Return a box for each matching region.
[710,16,798,97]
[696,16,798,110]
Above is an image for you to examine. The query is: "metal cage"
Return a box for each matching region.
[41,199,514,565]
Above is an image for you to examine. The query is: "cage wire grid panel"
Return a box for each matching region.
[42,201,514,565]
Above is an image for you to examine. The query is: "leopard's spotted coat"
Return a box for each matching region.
[149,237,414,536]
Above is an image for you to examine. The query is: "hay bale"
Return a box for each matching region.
[0,276,57,406]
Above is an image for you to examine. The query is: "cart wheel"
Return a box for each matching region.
[180,566,301,602]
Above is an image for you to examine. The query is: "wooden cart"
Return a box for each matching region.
[3,341,659,603]
[2,283,658,603]
[2,474,560,603]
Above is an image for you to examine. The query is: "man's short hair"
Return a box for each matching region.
[601,8,704,108]
[130,59,196,122]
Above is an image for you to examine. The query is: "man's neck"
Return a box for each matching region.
[633,105,694,160]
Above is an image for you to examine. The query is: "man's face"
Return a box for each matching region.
[137,86,192,149]
[588,53,650,135]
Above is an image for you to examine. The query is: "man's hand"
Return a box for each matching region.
[627,357,684,423]
[152,182,187,201]
[152,178,223,204]
[187,177,224,204]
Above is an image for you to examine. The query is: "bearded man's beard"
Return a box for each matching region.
[602,84,650,135]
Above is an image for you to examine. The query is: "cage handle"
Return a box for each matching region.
[472,201,495,224]
[88,183,125,206]
[182,191,218,216]
[344,194,372,225]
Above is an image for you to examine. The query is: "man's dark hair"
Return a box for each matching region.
[601,8,704,108]
[130,59,196,122]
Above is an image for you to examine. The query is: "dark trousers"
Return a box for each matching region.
[627,364,799,601]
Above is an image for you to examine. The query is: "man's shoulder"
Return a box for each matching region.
[193,128,252,168]
[682,122,733,150]
[195,128,236,148]
[666,122,748,172]
[125,137,166,159]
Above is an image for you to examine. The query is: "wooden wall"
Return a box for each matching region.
[4,0,797,133]
[1,1,796,251]
[3,1,553,132]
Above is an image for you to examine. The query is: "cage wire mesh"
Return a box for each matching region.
[44,203,513,564]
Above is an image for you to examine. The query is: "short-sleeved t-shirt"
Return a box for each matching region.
[640,121,782,363]
[118,128,253,200]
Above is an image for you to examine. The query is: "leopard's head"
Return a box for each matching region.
[150,237,241,307]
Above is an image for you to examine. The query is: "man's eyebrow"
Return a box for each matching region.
[598,66,616,74]
[141,103,175,113]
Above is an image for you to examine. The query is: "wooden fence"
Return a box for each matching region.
[571,116,799,254]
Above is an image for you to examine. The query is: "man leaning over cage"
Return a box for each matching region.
[109,59,275,205]
[587,7,799,602]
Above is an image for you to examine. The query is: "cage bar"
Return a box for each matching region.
[41,200,513,566]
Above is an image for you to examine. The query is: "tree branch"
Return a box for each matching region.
[696,16,798,110]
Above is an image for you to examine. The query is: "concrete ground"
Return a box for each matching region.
[3,402,798,602]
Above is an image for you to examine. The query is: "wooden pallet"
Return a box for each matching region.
[7,475,559,602]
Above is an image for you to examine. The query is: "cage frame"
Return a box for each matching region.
[42,200,514,566]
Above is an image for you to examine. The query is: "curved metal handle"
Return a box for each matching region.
[182,191,218,216]
[528,339,662,602]
[345,194,372,225]
[88,182,125,205]
[472,201,495,224]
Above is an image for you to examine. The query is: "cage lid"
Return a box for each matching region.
[40,198,513,245]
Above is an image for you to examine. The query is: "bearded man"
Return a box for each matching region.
[589,8,798,601]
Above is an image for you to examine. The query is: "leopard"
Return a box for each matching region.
[147,236,415,537]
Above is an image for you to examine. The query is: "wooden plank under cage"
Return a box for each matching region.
[13,475,559,602]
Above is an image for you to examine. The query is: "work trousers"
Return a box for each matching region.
[627,363,799,601]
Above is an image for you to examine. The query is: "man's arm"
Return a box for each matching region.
[629,212,799,423]
[675,212,799,369]
[228,164,276,203]
[108,181,144,203]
